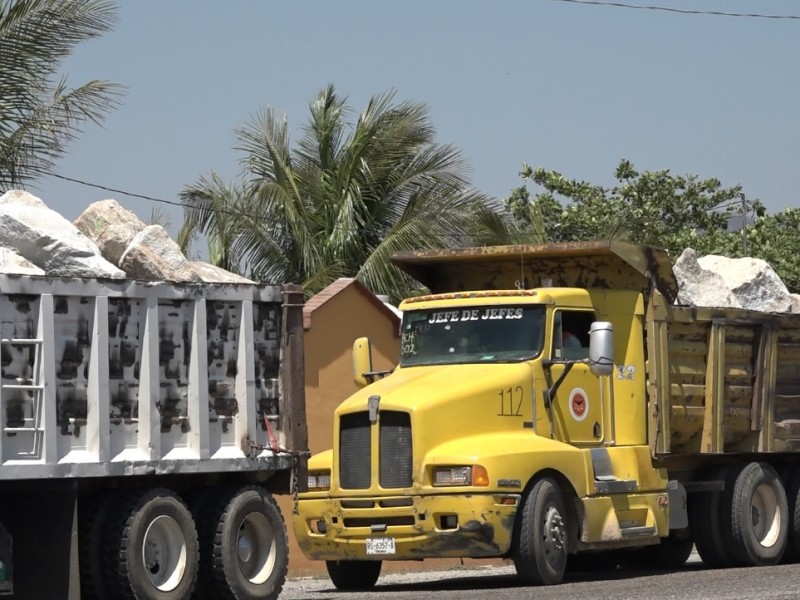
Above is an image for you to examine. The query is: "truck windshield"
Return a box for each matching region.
[399,305,545,366]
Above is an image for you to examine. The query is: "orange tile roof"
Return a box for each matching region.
[303,278,401,336]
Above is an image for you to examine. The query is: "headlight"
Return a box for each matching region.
[307,470,331,491]
[433,465,489,487]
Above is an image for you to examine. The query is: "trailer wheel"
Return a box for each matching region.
[78,492,118,600]
[690,465,734,568]
[105,488,199,600]
[196,486,288,600]
[325,560,382,590]
[513,477,568,585]
[726,462,788,566]
[781,466,800,563]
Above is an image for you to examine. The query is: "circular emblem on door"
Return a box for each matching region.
[569,387,589,422]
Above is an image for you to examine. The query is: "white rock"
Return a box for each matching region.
[74,199,146,266]
[189,261,255,284]
[0,189,48,209]
[0,198,125,279]
[0,247,45,275]
[674,248,792,312]
[790,294,800,314]
[120,225,200,282]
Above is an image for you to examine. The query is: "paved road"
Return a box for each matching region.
[281,554,800,600]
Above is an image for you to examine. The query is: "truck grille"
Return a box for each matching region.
[340,412,371,489]
[339,410,412,489]
[380,411,412,488]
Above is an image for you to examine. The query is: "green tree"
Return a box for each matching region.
[744,208,800,292]
[180,85,507,299]
[0,0,123,187]
[505,159,746,258]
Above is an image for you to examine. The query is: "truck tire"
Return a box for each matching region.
[781,466,800,563]
[726,462,788,566]
[105,488,199,600]
[690,465,734,568]
[513,477,568,585]
[325,560,382,590]
[79,492,118,600]
[196,486,288,600]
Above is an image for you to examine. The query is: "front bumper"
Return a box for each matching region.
[293,492,519,561]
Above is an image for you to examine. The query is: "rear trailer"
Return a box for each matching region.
[0,275,307,600]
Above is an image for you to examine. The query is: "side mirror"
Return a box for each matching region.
[352,337,373,388]
[589,321,614,377]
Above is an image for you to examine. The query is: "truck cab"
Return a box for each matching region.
[293,241,693,588]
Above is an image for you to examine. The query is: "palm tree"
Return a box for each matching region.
[180,84,509,299]
[0,0,124,187]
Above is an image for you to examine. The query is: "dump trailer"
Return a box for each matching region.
[0,275,307,600]
[293,240,800,589]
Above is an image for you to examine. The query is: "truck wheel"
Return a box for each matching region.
[79,492,118,600]
[781,466,800,563]
[325,560,382,590]
[105,488,199,600]
[690,465,734,568]
[197,486,288,600]
[726,462,788,566]
[513,477,568,585]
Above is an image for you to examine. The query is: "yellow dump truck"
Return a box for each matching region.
[293,241,800,588]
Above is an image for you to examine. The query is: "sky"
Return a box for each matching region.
[29,0,800,239]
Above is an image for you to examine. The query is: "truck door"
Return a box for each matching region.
[547,310,604,446]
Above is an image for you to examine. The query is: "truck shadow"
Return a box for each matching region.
[368,563,709,593]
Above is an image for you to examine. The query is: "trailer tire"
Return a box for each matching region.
[513,477,568,585]
[325,560,382,590]
[726,462,788,566]
[196,486,288,600]
[79,492,118,600]
[691,465,734,568]
[105,488,199,600]
[781,466,800,563]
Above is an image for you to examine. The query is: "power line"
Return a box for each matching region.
[48,172,185,208]
[47,171,752,243]
[47,171,263,221]
[543,0,800,20]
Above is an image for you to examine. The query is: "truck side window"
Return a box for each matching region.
[553,310,594,360]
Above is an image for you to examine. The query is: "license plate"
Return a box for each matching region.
[366,537,396,555]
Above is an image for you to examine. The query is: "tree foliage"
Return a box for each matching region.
[504,159,800,292]
[505,159,748,257]
[180,85,507,299]
[0,0,124,187]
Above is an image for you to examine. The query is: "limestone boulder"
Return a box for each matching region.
[791,294,800,314]
[0,191,125,279]
[74,199,146,266]
[0,189,48,209]
[190,262,255,284]
[119,225,200,282]
[0,247,46,275]
[674,248,792,312]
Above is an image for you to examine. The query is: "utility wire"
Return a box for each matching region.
[47,171,263,221]
[47,171,747,242]
[49,172,186,209]
[543,0,800,20]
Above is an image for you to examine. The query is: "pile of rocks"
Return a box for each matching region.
[0,190,252,284]
[673,248,800,313]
